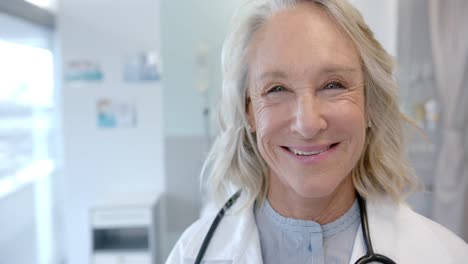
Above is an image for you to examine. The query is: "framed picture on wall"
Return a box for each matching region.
[96,98,137,129]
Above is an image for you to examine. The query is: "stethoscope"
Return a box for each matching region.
[194,190,397,264]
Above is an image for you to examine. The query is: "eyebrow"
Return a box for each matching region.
[258,65,360,81]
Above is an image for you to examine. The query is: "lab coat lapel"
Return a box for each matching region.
[349,198,451,263]
[349,198,398,263]
[229,205,263,263]
[184,202,263,264]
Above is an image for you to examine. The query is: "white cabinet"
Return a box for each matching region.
[90,193,164,264]
[93,252,151,264]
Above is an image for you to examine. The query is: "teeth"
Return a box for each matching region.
[288,146,331,156]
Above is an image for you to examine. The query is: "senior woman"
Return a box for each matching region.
[166,0,468,263]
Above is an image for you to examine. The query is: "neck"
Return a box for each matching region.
[267,176,356,224]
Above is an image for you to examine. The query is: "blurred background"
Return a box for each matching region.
[0,0,466,263]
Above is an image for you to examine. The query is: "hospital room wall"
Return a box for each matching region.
[57,0,245,262]
[58,1,164,264]
[160,0,245,257]
[350,0,398,57]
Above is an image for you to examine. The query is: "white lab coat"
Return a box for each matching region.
[166,197,468,263]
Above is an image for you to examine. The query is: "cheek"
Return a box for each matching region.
[333,104,367,149]
[331,92,366,126]
[253,102,281,135]
[254,110,276,154]
[253,96,295,132]
[253,104,286,161]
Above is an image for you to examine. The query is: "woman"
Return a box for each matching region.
[166,0,468,263]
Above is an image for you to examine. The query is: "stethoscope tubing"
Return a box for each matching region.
[194,190,241,264]
[355,194,396,264]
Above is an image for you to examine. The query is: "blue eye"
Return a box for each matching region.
[323,81,345,90]
[267,85,287,93]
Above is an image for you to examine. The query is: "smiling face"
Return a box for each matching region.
[246,3,366,203]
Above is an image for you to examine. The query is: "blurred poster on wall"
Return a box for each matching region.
[96,98,137,129]
[123,51,161,83]
[65,60,103,83]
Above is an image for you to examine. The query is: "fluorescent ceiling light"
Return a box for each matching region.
[24,0,56,11]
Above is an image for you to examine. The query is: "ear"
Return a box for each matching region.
[245,96,256,133]
[365,105,371,129]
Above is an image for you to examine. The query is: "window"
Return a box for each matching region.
[0,39,54,197]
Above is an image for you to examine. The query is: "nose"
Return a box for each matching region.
[291,94,327,138]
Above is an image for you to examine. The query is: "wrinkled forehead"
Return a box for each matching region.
[246,2,362,86]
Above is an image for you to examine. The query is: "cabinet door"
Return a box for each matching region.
[92,208,151,228]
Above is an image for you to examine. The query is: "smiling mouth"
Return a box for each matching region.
[284,143,339,156]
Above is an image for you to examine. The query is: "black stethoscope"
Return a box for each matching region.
[194,190,397,264]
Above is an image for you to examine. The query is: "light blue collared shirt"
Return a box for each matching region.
[254,199,360,264]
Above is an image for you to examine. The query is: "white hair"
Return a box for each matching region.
[201,0,419,209]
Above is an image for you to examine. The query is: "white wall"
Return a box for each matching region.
[160,0,241,258]
[351,0,398,57]
[161,0,242,137]
[58,1,164,263]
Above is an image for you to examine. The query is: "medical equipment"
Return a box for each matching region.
[194,190,396,264]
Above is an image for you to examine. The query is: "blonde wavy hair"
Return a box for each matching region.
[201,0,419,208]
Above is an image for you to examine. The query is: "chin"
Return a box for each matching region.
[290,178,344,199]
